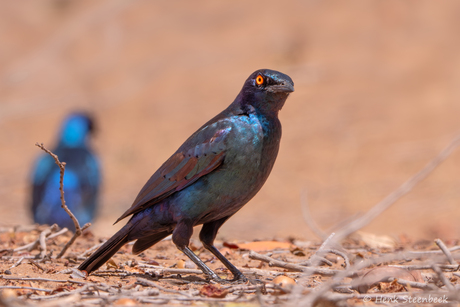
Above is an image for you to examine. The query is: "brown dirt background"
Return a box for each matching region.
[1,0,460,242]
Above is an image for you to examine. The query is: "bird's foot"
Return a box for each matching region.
[207,272,248,284]
[230,272,248,283]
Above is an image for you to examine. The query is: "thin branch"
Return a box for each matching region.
[10,257,24,269]
[300,190,327,239]
[56,223,91,259]
[35,142,91,258]
[298,252,434,305]
[28,259,45,272]
[249,251,340,275]
[14,224,58,253]
[333,134,460,242]
[0,286,53,293]
[431,263,455,291]
[435,238,456,265]
[0,276,87,284]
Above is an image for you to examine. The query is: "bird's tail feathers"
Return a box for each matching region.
[78,225,131,274]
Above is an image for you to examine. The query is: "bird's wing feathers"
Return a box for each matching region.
[115,127,230,223]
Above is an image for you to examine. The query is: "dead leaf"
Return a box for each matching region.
[236,241,293,252]
[223,242,239,249]
[106,259,119,269]
[145,259,159,265]
[378,279,406,293]
[199,284,228,298]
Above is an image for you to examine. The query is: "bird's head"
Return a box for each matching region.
[238,69,294,114]
[59,112,95,147]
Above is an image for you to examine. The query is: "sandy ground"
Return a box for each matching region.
[1,0,460,242]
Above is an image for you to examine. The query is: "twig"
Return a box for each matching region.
[142,267,204,276]
[0,286,53,293]
[308,233,341,267]
[56,223,91,259]
[431,263,455,291]
[38,225,55,258]
[249,251,340,275]
[28,259,46,272]
[300,190,327,239]
[0,276,87,284]
[14,224,58,253]
[35,142,91,258]
[398,246,460,259]
[333,134,460,242]
[298,251,448,305]
[389,264,459,270]
[435,238,456,265]
[10,257,24,269]
[323,249,350,268]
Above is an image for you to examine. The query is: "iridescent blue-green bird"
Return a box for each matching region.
[31,113,100,231]
[78,69,294,282]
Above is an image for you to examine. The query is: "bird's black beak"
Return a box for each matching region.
[268,81,295,93]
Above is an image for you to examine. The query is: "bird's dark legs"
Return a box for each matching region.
[172,219,223,282]
[200,217,247,282]
[179,245,222,281]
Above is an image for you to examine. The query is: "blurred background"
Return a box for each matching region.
[1,0,460,241]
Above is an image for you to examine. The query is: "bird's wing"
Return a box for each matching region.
[115,127,230,223]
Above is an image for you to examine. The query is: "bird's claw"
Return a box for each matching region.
[207,273,248,284]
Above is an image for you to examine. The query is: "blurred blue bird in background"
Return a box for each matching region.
[31,112,101,231]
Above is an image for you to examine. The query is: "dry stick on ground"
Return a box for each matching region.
[13,224,59,253]
[10,257,24,269]
[249,251,340,275]
[297,253,422,306]
[35,143,91,258]
[435,238,456,265]
[431,263,455,291]
[0,286,54,293]
[37,224,58,258]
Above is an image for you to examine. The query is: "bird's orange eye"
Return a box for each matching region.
[256,75,264,85]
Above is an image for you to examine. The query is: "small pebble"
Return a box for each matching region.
[4,270,12,275]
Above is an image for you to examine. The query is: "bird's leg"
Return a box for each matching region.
[200,217,248,282]
[172,219,223,282]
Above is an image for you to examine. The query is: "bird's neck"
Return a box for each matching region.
[234,90,287,118]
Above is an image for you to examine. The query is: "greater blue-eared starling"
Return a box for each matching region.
[78,69,294,282]
[31,113,100,231]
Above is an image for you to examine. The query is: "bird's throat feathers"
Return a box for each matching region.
[234,89,289,117]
